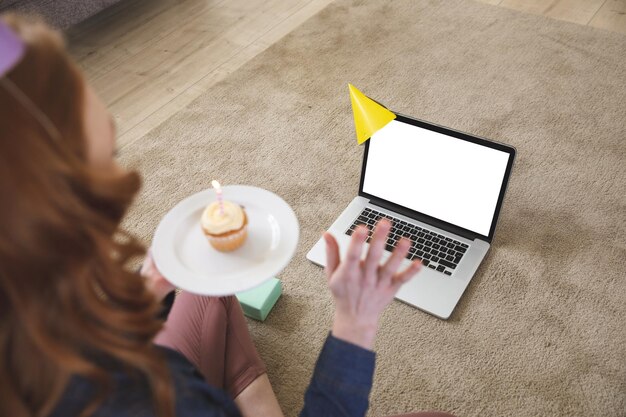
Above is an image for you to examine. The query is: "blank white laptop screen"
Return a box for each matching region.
[362,120,510,236]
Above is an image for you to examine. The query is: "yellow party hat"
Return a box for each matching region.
[349,84,396,145]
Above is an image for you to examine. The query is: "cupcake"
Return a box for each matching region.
[201,200,248,252]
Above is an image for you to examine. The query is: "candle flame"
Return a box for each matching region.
[211,180,221,191]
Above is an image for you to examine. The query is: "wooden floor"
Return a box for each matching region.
[67,0,626,150]
[480,0,626,29]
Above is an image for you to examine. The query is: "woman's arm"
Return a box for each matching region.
[300,220,421,417]
[300,333,375,417]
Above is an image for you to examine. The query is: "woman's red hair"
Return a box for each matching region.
[0,14,174,417]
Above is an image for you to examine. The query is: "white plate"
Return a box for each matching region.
[152,185,299,295]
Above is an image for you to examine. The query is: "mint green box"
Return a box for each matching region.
[236,278,282,321]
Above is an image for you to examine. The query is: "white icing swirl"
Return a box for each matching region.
[201,201,245,235]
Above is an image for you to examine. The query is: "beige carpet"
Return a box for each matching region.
[119,0,626,416]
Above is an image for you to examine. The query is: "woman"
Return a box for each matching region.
[0,14,453,417]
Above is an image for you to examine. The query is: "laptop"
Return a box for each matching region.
[306,113,516,319]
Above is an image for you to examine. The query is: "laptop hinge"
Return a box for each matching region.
[364,196,489,243]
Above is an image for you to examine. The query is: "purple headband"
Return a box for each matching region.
[0,21,60,140]
[0,20,26,77]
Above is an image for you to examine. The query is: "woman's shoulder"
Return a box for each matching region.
[49,345,241,417]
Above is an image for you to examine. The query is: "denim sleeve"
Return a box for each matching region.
[299,334,376,417]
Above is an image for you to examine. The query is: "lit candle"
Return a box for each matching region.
[211,180,225,216]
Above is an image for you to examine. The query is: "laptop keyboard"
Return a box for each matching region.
[346,207,468,276]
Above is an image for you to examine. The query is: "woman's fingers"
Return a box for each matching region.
[141,249,157,275]
[380,238,412,284]
[324,232,340,281]
[364,219,391,280]
[344,225,368,267]
[392,260,422,287]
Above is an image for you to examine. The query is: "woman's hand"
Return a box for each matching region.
[141,250,176,301]
[324,219,421,350]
